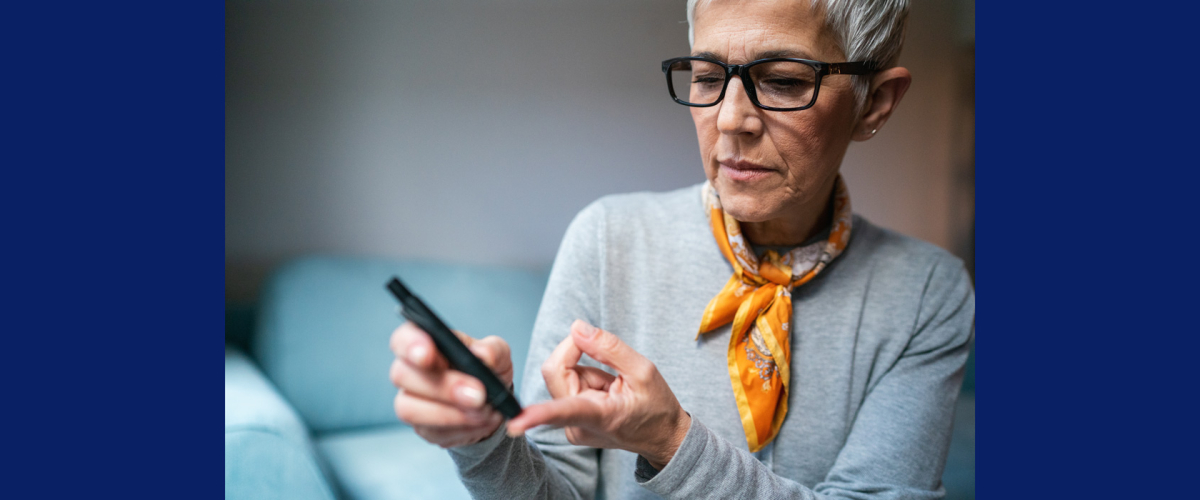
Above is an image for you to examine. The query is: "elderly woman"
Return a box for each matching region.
[389,0,974,498]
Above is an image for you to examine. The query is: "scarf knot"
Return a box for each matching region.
[696,175,853,452]
[756,251,793,286]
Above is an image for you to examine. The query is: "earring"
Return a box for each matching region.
[870,129,877,135]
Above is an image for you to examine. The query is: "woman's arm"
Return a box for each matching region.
[450,200,974,499]
[445,200,613,499]
[637,255,975,499]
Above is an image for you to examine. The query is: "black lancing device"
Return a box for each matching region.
[386,277,522,419]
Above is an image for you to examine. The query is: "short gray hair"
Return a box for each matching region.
[686,0,909,109]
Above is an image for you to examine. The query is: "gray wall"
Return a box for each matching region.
[226,0,974,301]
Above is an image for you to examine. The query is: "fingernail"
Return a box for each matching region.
[576,321,598,338]
[506,424,524,438]
[457,386,484,407]
[408,345,428,364]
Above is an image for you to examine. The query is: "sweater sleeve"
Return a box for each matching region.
[637,254,976,500]
[447,200,609,500]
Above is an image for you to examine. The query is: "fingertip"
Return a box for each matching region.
[570,319,598,339]
[455,384,486,408]
[408,343,430,366]
[507,408,536,435]
[504,418,525,437]
[391,322,416,354]
[568,318,597,338]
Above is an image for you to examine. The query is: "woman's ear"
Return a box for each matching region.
[852,66,912,141]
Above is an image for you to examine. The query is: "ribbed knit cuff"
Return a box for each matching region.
[635,414,709,494]
[634,454,661,482]
[447,421,511,459]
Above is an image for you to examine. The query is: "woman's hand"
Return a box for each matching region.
[507,320,691,470]
[388,322,513,448]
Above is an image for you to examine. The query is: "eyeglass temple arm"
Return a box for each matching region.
[823,61,881,75]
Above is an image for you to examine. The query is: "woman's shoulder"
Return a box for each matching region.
[569,183,706,233]
[842,215,972,298]
[556,183,711,263]
[843,215,975,348]
[589,183,702,218]
[849,215,965,268]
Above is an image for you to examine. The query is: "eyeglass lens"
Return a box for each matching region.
[669,60,818,109]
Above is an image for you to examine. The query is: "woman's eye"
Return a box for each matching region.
[692,76,725,92]
[762,78,812,89]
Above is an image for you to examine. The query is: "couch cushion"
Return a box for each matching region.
[225,346,310,446]
[226,347,335,500]
[226,429,336,500]
[255,256,548,433]
[315,425,472,500]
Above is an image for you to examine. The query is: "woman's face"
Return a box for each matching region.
[691,0,859,224]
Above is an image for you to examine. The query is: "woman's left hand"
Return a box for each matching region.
[506,319,691,470]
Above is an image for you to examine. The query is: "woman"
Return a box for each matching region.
[389,0,974,498]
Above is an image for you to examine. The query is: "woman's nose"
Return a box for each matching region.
[716,76,763,136]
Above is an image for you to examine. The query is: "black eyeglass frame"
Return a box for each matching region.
[661,56,880,111]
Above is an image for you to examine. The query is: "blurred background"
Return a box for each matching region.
[226,0,974,497]
[226,0,974,302]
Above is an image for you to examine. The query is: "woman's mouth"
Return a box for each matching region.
[719,160,774,182]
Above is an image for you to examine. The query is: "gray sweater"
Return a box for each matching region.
[449,184,975,499]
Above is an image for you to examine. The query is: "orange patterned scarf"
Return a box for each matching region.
[697,175,852,452]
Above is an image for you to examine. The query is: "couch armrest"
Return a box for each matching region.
[225,346,335,500]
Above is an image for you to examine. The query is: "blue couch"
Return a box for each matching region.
[224,255,974,499]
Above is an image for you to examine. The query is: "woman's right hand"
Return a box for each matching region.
[388,322,514,448]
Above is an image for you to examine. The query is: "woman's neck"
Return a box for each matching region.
[740,184,835,247]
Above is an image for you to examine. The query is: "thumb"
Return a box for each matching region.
[468,335,514,385]
[570,320,650,381]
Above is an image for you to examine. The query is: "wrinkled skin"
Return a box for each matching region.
[692,0,911,246]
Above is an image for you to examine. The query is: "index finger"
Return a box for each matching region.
[506,395,604,437]
[390,322,448,371]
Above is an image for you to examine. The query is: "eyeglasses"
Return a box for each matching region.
[661,57,879,111]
